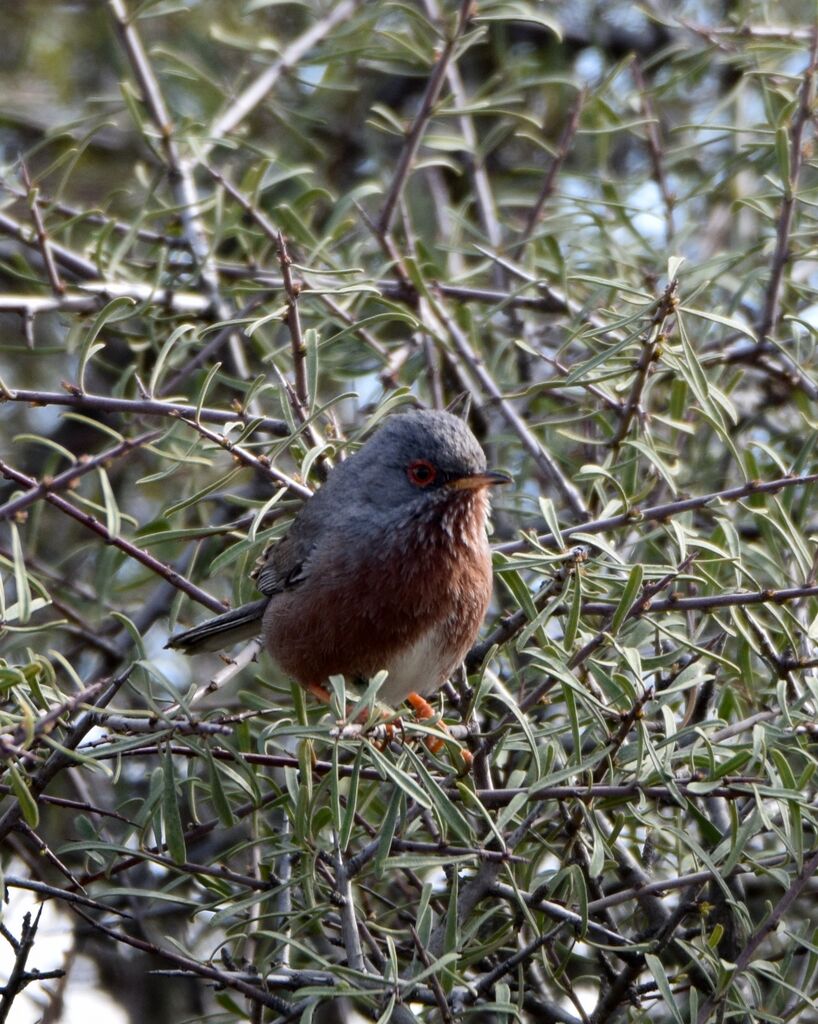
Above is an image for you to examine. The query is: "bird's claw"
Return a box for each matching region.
[406,692,473,772]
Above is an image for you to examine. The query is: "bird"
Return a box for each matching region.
[166,409,510,718]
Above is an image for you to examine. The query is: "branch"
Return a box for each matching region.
[422,0,502,251]
[107,0,249,376]
[276,232,309,407]
[695,843,818,1023]
[513,87,586,257]
[178,415,312,498]
[0,460,224,613]
[0,430,159,523]
[207,0,362,145]
[0,385,288,435]
[609,277,678,448]
[494,470,818,556]
[0,910,48,1023]
[20,163,64,297]
[377,0,474,235]
[0,668,132,844]
[756,25,818,344]
[424,289,589,519]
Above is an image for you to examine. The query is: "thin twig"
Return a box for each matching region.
[756,25,818,345]
[0,210,98,280]
[107,0,250,377]
[20,163,64,297]
[632,61,674,244]
[694,842,818,1024]
[0,668,133,844]
[377,0,474,235]
[0,910,46,1023]
[513,88,586,257]
[0,460,224,613]
[276,232,309,407]
[0,385,288,435]
[0,680,108,763]
[0,430,159,523]
[582,581,818,616]
[422,0,501,252]
[609,277,678,447]
[333,836,366,973]
[424,288,589,519]
[178,415,312,498]
[494,470,818,556]
[207,0,361,146]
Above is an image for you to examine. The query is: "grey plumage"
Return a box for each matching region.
[165,409,508,703]
[166,597,268,653]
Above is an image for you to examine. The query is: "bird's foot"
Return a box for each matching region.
[406,692,473,772]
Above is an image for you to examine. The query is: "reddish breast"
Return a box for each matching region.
[262,489,493,703]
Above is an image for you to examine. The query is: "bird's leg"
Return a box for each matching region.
[406,692,473,771]
[311,679,396,748]
[303,680,333,704]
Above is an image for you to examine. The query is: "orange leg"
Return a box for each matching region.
[303,680,333,704]
[406,692,473,771]
[304,679,396,747]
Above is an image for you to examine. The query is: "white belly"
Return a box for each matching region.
[376,627,451,705]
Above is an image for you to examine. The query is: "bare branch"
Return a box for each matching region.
[0,386,288,436]
[377,0,474,235]
[0,460,225,613]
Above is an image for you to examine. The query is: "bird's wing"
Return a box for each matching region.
[251,532,314,596]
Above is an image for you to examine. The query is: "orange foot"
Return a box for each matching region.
[406,692,473,772]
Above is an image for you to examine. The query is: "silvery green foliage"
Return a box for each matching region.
[1,2,818,1022]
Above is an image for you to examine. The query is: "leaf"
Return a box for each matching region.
[645,954,685,1024]
[402,746,473,843]
[97,467,121,538]
[365,744,431,809]
[610,563,643,636]
[8,765,38,828]
[162,745,187,864]
[77,296,136,393]
[9,523,31,625]
[148,323,197,396]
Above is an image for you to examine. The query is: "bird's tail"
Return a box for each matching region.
[165,598,268,654]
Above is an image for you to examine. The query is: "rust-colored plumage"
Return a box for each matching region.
[167,410,509,708]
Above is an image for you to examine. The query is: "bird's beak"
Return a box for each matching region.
[446,470,512,491]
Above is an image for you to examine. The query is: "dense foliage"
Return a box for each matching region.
[2,2,818,1022]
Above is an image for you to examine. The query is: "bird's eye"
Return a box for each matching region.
[407,459,437,487]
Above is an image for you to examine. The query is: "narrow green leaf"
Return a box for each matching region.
[207,753,235,828]
[402,746,473,843]
[339,747,362,852]
[373,787,402,877]
[162,745,187,864]
[645,953,685,1024]
[77,296,135,393]
[304,327,319,413]
[10,523,31,625]
[8,765,39,828]
[97,467,121,538]
[148,324,196,397]
[610,563,643,636]
[365,743,431,809]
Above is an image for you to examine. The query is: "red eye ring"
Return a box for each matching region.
[407,459,437,487]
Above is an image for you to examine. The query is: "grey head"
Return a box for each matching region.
[309,409,510,527]
[252,409,510,595]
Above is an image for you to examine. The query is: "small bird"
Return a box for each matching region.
[167,409,510,713]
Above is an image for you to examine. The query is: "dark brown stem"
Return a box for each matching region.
[0,460,224,612]
[514,87,587,257]
[377,0,474,235]
[0,430,159,523]
[0,385,288,435]
[756,24,818,345]
[20,163,64,297]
